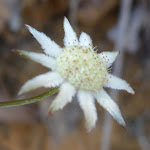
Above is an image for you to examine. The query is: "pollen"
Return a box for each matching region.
[56,46,107,91]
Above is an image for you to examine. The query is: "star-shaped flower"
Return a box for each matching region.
[18,17,134,131]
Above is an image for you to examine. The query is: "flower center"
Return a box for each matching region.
[56,46,107,91]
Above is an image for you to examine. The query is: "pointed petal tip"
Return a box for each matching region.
[17,49,23,54]
[85,113,97,133]
[80,32,86,36]
[11,49,20,55]
[121,124,127,131]
[12,49,22,54]
[86,116,97,132]
[114,51,119,57]
[99,51,119,67]
[16,50,29,57]
[113,113,126,129]
[25,24,36,35]
[121,120,126,127]
[48,101,59,114]
[25,24,31,29]
[63,17,71,29]
[79,32,93,48]
[25,24,31,31]
[119,120,127,130]
[105,74,135,94]
[116,117,126,129]
[48,95,71,114]
[11,49,17,53]
[64,16,68,23]
[18,86,28,95]
[64,16,67,20]
[127,86,135,95]
[64,17,69,27]
[18,89,23,96]
[86,124,95,133]
[63,16,78,47]
[87,127,92,133]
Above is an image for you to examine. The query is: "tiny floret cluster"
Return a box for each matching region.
[18,17,134,131]
[56,46,107,91]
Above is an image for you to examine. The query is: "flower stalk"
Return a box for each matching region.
[0,87,59,108]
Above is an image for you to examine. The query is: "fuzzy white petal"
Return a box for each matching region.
[79,32,93,48]
[26,25,61,58]
[77,90,97,132]
[19,72,63,95]
[105,73,135,94]
[94,89,126,127]
[19,50,56,70]
[99,51,119,68]
[49,82,76,113]
[63,17,78,47]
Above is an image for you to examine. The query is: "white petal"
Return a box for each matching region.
[19,72,63,95]
[49,82,76,113]
[26,25,61,58]
[77,90,97,132]
[94,89,126,127]
[79,32,93,48]
[63,17,78,47]
[99,51,119,68]
[19,50,56,70]
[105,73,135,94]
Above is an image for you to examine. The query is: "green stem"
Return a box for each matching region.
[0,87,59,108]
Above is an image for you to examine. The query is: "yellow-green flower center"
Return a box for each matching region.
[56,46,107,91]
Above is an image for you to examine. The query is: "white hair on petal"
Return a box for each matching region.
[19,50,56,70]
[26,25,62,58]
[19,72,63,95]
[104,73,134,94]
[63,17,78,47]
[79,32,93,49]
[99,51,119,68]
[49,82,76,113]
[78,90,97,132]
[94,89,126,127]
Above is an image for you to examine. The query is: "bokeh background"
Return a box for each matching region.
[0,0,150,150]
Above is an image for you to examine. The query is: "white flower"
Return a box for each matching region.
[18,17,134,132]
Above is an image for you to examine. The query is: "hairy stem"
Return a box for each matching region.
[0,87,59,107]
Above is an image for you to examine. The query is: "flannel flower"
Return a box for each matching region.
[18,17,134,131]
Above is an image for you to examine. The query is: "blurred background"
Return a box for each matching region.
[0,0,150,150]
